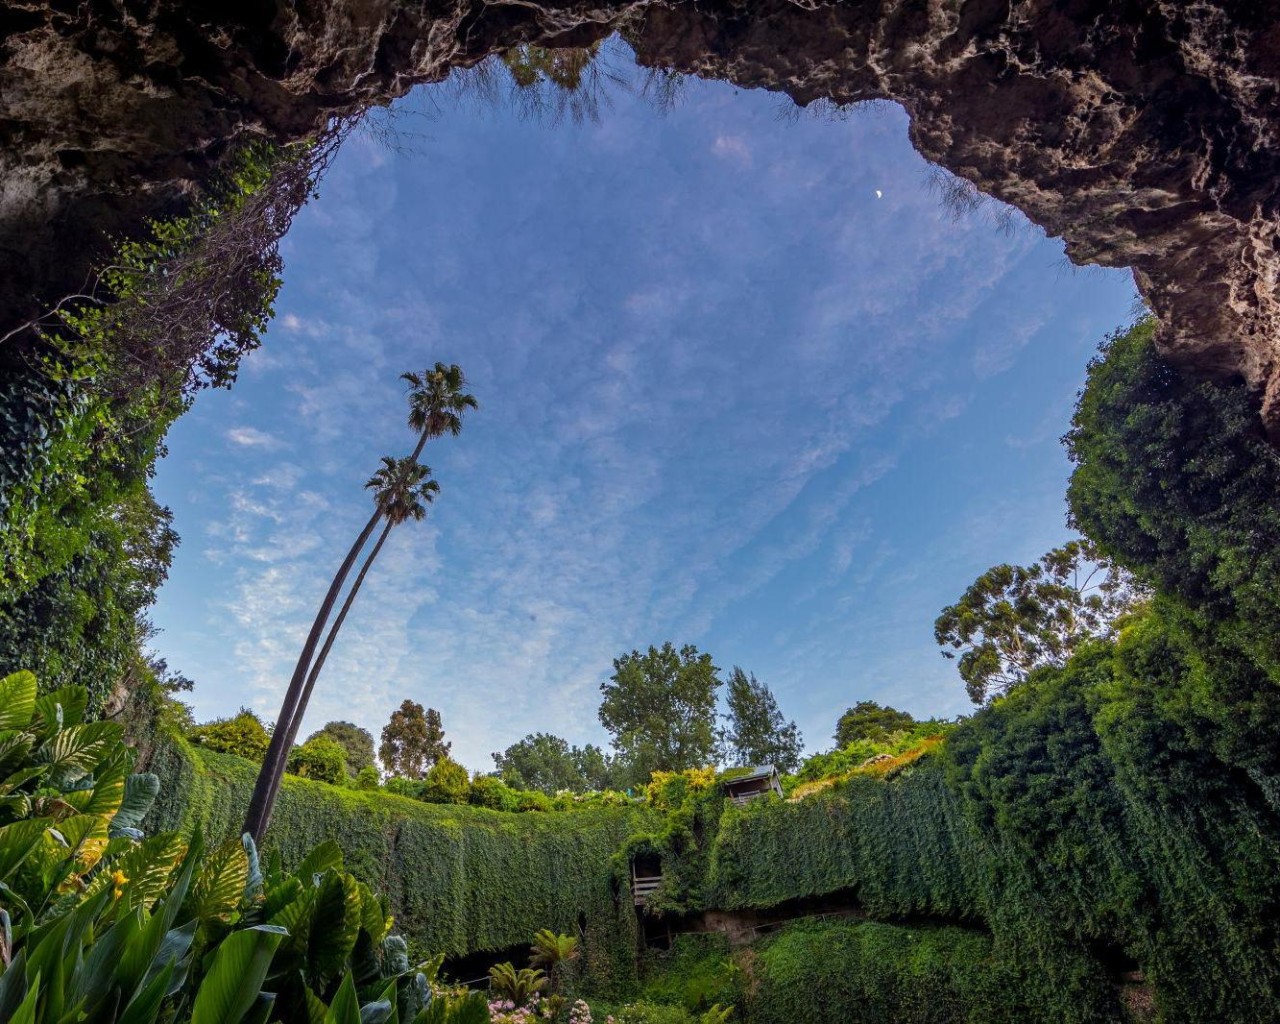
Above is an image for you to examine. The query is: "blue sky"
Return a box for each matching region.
[150,44,1138,772]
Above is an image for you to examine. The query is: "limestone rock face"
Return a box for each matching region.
[3,2,1278,422]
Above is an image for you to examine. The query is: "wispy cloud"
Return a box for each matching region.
[226,427,285,449]
[151,44,1137,770]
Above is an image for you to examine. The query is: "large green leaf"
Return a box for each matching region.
[294,840,343,882]
[31,686,88,740]
[0,733,36,784]
[8,970,38,1024]
[305,871,362,989]
[118,959,177,1024]
[0,949,29,1021]
[190,924,287,1024]
[109,773,160,837]
[37,721,122,788]
[0,673,37,732]
[189,838,249,924]
[0,819,49,881]
[323,972,362,1024]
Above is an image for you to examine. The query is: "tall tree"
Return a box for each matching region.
[598,642,721,787]
[934,537,1146,704]
[380,700,450,779]
[243,363,474,841]
[402,363,479,462]
[835,701,917,748]
[306,721,376,775]
[262,457,438,799]
[720,667,803,773]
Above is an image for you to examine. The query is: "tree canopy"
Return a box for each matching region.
[934,537,1145,704]
[306,721,375,775]
[720,667,803,773]
[599,642,721,787]
[379,700,450,779]
[492,732,617,794]
[834,701,917,748]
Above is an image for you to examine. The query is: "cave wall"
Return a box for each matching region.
[3,1,1278,422]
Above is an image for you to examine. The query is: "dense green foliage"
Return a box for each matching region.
[600,644,721,788]
[188,708,271,761]
[747,919,1032,1024]
[0,671,490,1023]
[493,732,618,794]
[146,736,650,995]
[308,721,377,775]
[833,700,917,747]
[1067,316,1280,673]
[287,734,349,784]
[1,141,315,715]
[422,757,472,804]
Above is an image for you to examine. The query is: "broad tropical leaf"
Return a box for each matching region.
[189,838,250,923]
[31,686,88,740]
[294,840,343,882]
[324,971,362,1024]
[0,820,48,881]
[109,773,160,836]
[305,871,362,988]
[190,924,287,1024]
[0,673,37,732]
[36,721,122,788]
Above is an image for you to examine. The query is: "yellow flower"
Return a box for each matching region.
[111,869,129,899]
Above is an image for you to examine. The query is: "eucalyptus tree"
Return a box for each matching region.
[260,457,439,807]
[243,364,476,841]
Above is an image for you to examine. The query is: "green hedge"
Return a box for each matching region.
[146,736,653,994]
[707,761,984,923]
[747,918,1034,1024]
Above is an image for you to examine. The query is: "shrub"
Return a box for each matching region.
[421,756,471,804]
[470,774,521,812]
[287,734,348,784]
[188,707,270,760]
[354,764,382,790]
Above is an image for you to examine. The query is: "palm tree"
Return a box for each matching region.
[243,366,476,841]
[259,457,439,819]
[403,363,478,460]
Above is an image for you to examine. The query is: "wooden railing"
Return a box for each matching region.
[631,874,663,905]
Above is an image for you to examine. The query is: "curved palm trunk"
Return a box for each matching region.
[243,505,382,841]
[265,519,394,806]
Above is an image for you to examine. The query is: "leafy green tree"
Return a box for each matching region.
[245,363,474,842]
[421,756,471,804]
[380,700,450,779]
[493,732,578,792]
[1066,317,1280,674]
[573,742,617,791]
[306,720,375,775]
[354,764,381,791]
[720,667,804,773]
[835,701,918,748]
[934,538,1144,704]
[287,734,348,784]
[599,642,722,786]
[189,708,271,761]
[491,732,617,793]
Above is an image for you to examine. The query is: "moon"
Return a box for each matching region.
[875,189,883,199]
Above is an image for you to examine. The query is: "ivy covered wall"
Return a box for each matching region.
[146,736,651,994]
